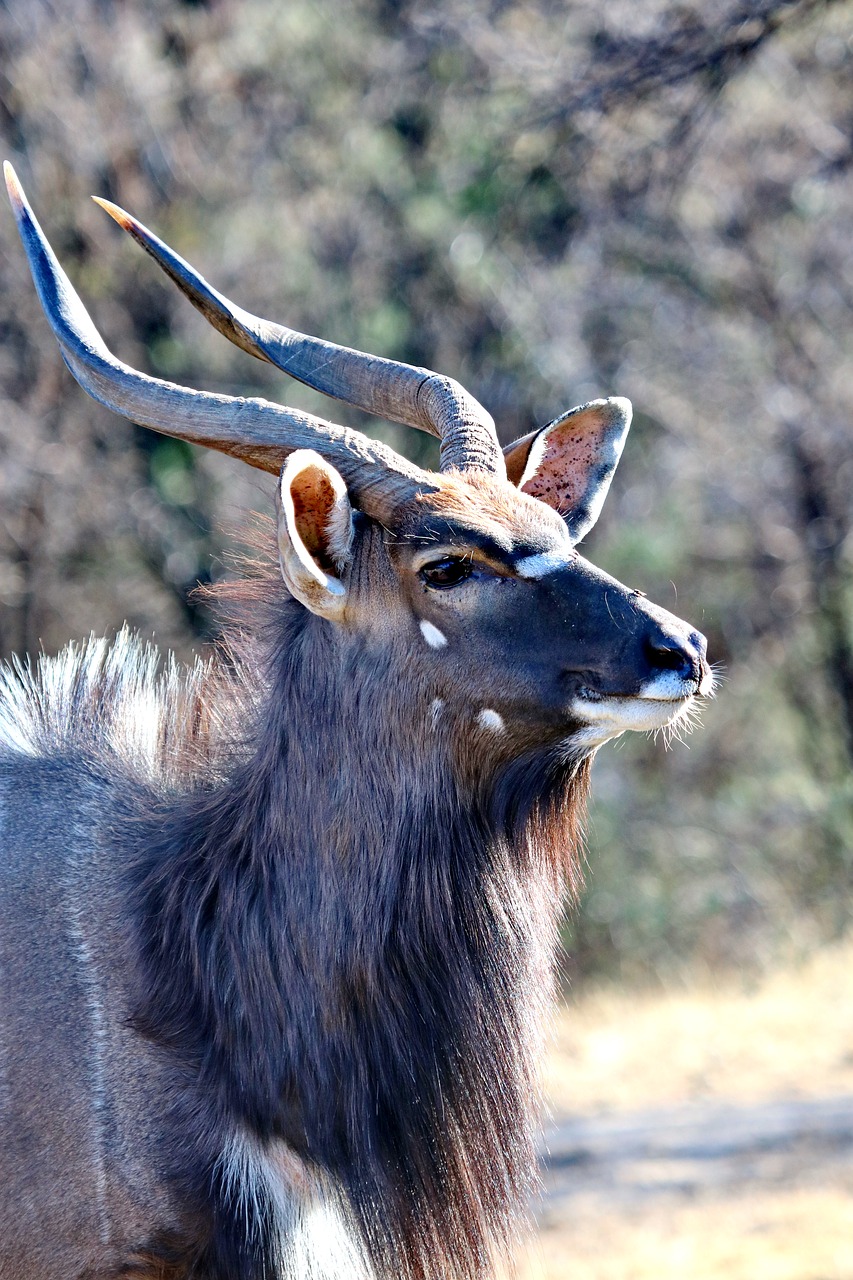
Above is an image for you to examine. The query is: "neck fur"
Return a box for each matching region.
[129,598,590,1280]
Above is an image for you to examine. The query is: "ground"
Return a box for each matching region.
[519,942,853,1279]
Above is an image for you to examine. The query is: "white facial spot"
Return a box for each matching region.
[476,708,506,734]
[430,698,444,727]
[515,548,573,579]
[420,620,447,650]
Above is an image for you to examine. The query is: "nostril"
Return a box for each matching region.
[690,629,709,663]
[644,634,695,680]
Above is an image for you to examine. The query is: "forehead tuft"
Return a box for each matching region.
[404,471,567,549]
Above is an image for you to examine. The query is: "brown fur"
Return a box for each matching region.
[2,172,709,1280]
[0,461,709,1280]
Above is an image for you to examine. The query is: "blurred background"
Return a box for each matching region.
[1,0,852,989]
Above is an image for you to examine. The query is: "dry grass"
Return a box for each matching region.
[518,942,853,1280]
[545,942,853,1112]
[523,1187,853,1280]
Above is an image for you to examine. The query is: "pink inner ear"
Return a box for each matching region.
[519,409,613,515]
[291,470,337,571]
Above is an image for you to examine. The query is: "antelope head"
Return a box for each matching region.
[5,164,712,765]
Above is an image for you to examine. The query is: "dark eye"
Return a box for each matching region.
[419,557,474,589]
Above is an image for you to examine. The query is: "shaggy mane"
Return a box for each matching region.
[0,630,226,785]
[0,524,592,1280]
[0,525,288,788]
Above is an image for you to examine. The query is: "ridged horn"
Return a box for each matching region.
[5,164,432,520]
[92,196,506,478]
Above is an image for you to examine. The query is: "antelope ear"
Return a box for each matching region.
[503,397,632,543]
[277,450,354,620]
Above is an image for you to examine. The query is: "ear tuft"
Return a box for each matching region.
[277,450,353,619]
[503,397,631,543]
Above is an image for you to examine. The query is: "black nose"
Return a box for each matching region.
[644,626,706,681]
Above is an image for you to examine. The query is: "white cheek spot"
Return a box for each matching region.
[430,698,444,727]
[420,620,447,649]
[476,708,506,734]
[515,548,573,579]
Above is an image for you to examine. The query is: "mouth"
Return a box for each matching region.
[577,663,715,708]
[569,668,714,747]
[574,687,693,731]
[578,687,689,707]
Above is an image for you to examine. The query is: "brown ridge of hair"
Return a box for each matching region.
[126,625,591,1280]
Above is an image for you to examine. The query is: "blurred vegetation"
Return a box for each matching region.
[1,0,852,982]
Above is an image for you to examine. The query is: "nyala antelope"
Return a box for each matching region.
[0,164,712,1280]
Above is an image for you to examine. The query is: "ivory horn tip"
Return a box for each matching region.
[4,161,24,210]
[92,195,138,235]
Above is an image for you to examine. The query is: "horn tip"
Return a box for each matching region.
[92,195,137,234]
[4,161,24,210]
